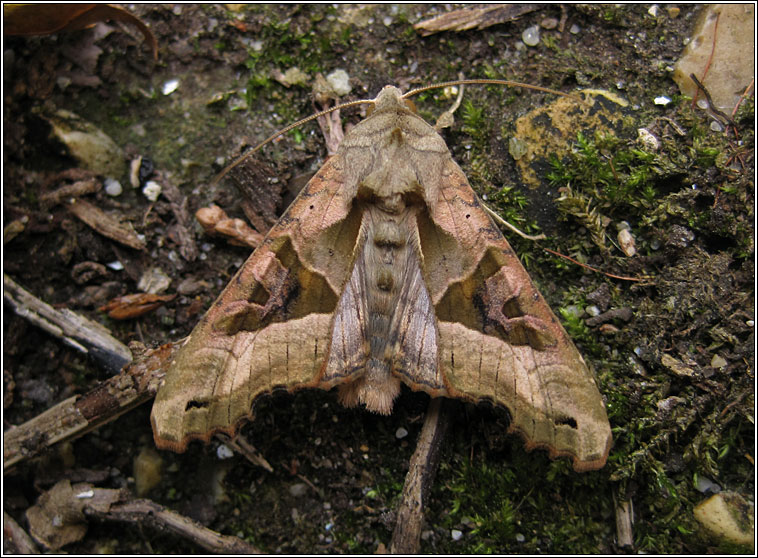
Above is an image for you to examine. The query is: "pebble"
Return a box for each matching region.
[326,69,351,96]
[695,476,721,494]
[710,354,728,369]
[569,23,580,34]
[451,529,463,541]
[289,483,308,497]
[162,79,179,95]
[515,533,526,543]
[104,177,122,196]
[142,180,162,202]
[106,260,124,271]
[540,17,558,30]
[522,25,540,46]
[654,95,671,105]
[395,427,409,439]
[216,444,234,459]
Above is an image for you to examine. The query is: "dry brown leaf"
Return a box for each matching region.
[99,293,176,320]
[3,3,158,60]
[414,4,539,36]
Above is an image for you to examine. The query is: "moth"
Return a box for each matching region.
[151,84,612,472]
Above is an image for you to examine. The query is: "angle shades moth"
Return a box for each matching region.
[151,84,612,472]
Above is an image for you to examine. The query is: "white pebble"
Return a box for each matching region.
[710,121,723,132]
[104,178,123,196]
[654,95,671,106]
[326,69,352,96]
[648,5,659,17]
[522,25,540,46]
[569,23,581,34]
[695,476,721,494]
[142,180,162,202]
[451,529,463,541]
[162,79,179,95]
[515,533,526,543]
[395,427,409,439]
[216,444,234,459]
[106,260,124,271]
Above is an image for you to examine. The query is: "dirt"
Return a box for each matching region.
[3,4,754,554]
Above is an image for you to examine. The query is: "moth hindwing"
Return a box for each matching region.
[151,85,612,472]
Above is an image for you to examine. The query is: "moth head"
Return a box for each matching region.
[367,85,417,116]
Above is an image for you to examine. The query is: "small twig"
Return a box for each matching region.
[390,398,449,553]
[3,342,176,471]
[692,10,720,107]
[220,435,274,472]
[541,247,644,282]
[690,74,736,128]
[731,78,755,119]
[85,497,263,553]
[4,273,133,374]
[484,205,546,241]
[3,511,40,554]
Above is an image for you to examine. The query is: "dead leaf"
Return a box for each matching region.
[3,4,158,60]
[414,4,540,36]
[66,198,146,250]
[99,293,175,320]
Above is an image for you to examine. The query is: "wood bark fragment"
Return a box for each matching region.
[615,498,634,549]
[226,157,283,234]
[389,398,449,554]
[4,510,40,554]
[3,273,133,374]
[84,496,263,553]
[40,178,101,207]
[66,198,146,250]
[414,4,540,36]
[160,177,199,261]
[3,342,176,471]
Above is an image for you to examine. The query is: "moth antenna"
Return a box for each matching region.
[403,78,582,102]
[212,97,375,186]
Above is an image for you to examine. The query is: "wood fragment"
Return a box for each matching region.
[226,157,283,234]
[3,273,133,374]
[615,498,634,549]
[196,205,263,248]
[66,198,146,250]
[390,398,449,553]
[414,4,539,36]
[219,435,274,472]
[84,495,263,553]
[25,479,260,553]
[40,178,101,207]
[3,510,40,554]
[3,342,176,471]
[160,177,199,261]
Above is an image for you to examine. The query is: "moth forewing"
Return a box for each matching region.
[151,85,612,472]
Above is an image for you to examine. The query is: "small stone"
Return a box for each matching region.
[540,17,558,30]
[162,79,179,95]
[395,427,409,439]
[515,533,526,543]
[710,354,728,369]
[647,5,659,17]
[637,128,660,150]
[569,23,580,34]
[326,69,352,96]
[667,6,680,18]
[710,120,724,132]
[138,267,171,294]
[216,444,234,459]
[654,95,671,105]
[585,305,601,317]
[508,137,528,160]
[522,25,540,47]
[451,529,463,541]
[133,447,163,496]
[104,178,122,196]
[693,492,754,547]
[695,476,721,494]
[289,483,308,497]
[276,67,308,87]
[142,180,161,202]
[106,260,124,271]
[617,228,637,257]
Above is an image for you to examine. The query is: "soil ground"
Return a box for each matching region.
[3,4,754,554]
